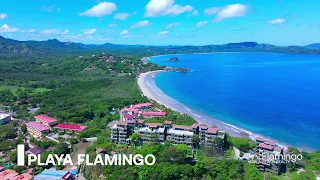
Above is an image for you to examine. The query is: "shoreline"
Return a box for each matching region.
[138,70,293,151]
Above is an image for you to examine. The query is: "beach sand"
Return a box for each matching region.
[138,70,289,149]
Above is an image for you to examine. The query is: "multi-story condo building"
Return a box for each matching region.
[25,122,50,138]
[34,114,58,127]
[255,137,284,175]
[138,123,165,143]
[167,128,194,147]
[110,120,134,144]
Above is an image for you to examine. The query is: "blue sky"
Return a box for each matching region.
[0,0,319,45]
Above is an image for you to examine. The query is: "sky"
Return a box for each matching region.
[0,0,319,46]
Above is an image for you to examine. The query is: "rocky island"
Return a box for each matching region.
[165,57,179,62]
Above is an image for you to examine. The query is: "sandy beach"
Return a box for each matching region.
[138,70,290,150]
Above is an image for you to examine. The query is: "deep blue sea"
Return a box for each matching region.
[149,53,320,150]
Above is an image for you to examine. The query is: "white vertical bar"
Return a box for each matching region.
[17,144,25,166]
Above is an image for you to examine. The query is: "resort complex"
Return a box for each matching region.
[112,103,226,148]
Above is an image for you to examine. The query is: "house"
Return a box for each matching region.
[34,167,71,180]
[96,148,107,154]
[54,123,87,133]
[26,147,45,156]
[0,169,19,180]
[0,113,11,125]
[34,114,58,127]
[25,122,50,138]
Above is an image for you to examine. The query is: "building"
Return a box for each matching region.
[132,103,152,110]
[0,113,11,125]
[12,173,33,180]
[34,167,71,180]
[54,123,87,134]
[137,119,145,128]
[25,122,50,137]
[34,114,58,127]
[138,123,165,143]
[0,169,19,179]
[111,120,134,144]
[26,147,45,156]
[141,112,166,118]
[255,138,284,175]
[167,128,194,147]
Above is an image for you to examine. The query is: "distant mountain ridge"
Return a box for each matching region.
[305,43,320,49]
[0,36,319,58]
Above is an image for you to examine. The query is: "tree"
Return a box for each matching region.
[176,144,192,157]
[10,151,17,163]
[53,143,70,156]
[21,124,27,134]
[192,135,200,149]
[212,137,224,149]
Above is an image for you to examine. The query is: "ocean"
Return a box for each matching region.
[149,53,320,150]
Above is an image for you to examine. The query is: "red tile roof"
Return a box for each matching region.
[258,143,274,151]
[96,148,106,153]
[127,120,135,124]
[264,140,276,146]
[132,103,152,109]
[145,123,163,128]
[137,119,144,124]
[121,107,135,112]
[255,137,265,142]
[117,121,128,126]
[54,123,87,132]
[141,112,166,116]
[164,120,172,125]
[207,128,218,134]
[26,122,50,131]
[34,114,57,123]
[173,124,191,130]
[200,126,208,130]
[191,123,199,129]
[123,114,136,118]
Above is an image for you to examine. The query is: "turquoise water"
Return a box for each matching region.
[150,53,320,150]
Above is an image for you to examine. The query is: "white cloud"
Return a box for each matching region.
[108,24,118,27]
[214,4,248,22]
[79,2,116,17]
[145,0,193,17]
[120,30,129,35]
[114,13,130,20]
[166,22,180,29]
[188,10,198,17]
[158,31,169,35]
[82,28,97,34]
[131,20,150,28]
[0,24,19,33]
[61,29,70,34]
[0,14,7,20]
[268,18,286,24]
[204,7,219,15]
[28,29,36,33]
[196,21,208,27]
[39,29,61,34]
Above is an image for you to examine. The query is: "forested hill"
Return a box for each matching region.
[1,36,320,59]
